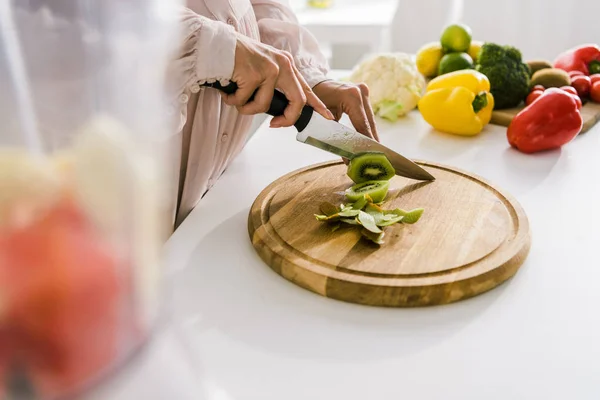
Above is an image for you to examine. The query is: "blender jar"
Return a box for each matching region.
[0,0,181,398]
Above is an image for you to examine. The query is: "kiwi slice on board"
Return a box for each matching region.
[346,152,395,184]
[345,180,390,203]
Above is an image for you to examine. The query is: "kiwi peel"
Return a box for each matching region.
[315,192,424,245]
[314,152,425,245]
[347,152,395,184]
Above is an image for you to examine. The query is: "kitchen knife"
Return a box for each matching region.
[202,81,435,181]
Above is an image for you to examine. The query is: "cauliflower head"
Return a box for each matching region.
[348,53,426,121]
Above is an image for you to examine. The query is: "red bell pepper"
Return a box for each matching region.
[554,44,600,75]
[507,88,583,154]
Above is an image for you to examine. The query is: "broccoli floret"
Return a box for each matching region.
[475,43,530,109]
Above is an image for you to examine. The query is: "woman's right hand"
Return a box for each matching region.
[222,34,334,128]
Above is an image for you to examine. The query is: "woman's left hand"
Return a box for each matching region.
[312,80,379,142]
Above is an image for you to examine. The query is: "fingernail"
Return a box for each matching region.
[270,122,281,128]
[327,110,335,120]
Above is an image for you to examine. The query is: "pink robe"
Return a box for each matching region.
[169,0,329,229]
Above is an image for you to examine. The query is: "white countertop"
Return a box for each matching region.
[90,98,600,399]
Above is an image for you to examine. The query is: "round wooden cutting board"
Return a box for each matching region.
[248,160,531,307]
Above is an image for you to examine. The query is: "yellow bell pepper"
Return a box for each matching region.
[418,70,494,136]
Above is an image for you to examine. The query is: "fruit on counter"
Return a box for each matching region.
[557,86,577,96]
[591,81,600,103]
[415,23,483,79]
[307,0,332,8]
[418,69,494,136]
[591,74,600,85]
[345,180,390,203]
[468,40,484,63]
[507,88,583,154]
[526,60,553,77]
[0,196,124,398]
[348,53,426,121]
[438,52,474,76]
[525,85,582,109]
[440,23,472,53]
[568,70,585,79]
[314,194,424,245]
[0,115,165,397]
[346,152,395,184]
[415,42,444,79]
[554,44,600,76]
[570,75,591,98]
[525,88,544,106]
[0,149,62,229]
[530,68,571,89]
[475,43,530,109]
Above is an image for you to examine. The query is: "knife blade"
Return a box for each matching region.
[202,81,435,181]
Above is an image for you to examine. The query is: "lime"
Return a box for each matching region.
[438,52,474,75]
[416,42,444,78]
[440,23,472,53]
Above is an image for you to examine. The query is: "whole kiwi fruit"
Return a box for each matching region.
[530,68,571,89]
[526,60,553,77]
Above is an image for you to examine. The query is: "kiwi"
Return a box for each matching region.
[346,152,395,184]
[345,180,390,203]
[526,60,553,77]
[530,68,571,88]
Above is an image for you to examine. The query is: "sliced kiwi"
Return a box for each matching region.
[345,180,390,203]
[530,68,571,88]
[346,152,395,184]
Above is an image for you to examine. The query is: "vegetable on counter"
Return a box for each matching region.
[559,86,582,109]
[554,44,600,76]
[507,88,583,154]
[418,69,494,136]
[475,43,530,109]
[348,53,426,122]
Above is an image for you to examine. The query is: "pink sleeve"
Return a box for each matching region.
[251,0,330,88]
[166,7,238,131]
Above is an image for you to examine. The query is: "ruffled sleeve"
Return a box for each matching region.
[166,7,238,131]
[250,0,330,88]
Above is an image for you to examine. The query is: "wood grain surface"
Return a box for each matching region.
[491,101,600,133]
[248,160,532,307]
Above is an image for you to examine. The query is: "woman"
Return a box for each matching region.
[169,0,379,229]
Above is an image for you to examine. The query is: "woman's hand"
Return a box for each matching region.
[224,34,334,128]
[312,80,379,142]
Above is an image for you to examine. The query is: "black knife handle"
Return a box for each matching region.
[201,81,314,132]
